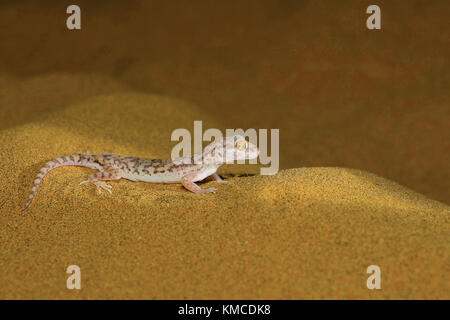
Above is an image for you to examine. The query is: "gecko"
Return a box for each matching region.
[23,135,259,210]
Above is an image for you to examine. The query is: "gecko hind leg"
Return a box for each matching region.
[80,169,121,195]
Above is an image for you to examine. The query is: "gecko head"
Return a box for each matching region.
[221,135,259,163]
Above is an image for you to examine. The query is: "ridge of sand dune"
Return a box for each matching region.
[0,93,448,299]
[0,73,130,130]
[253,168,448,215]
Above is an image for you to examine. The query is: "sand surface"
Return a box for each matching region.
[0,93,449,299]
[0,1,449,299]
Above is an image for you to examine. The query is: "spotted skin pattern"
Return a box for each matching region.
[23,135,259,210]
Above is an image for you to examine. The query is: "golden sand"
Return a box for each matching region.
[0,0,449,300]
[0,93,448,299]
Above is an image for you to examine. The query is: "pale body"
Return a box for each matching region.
[23,135,259,209]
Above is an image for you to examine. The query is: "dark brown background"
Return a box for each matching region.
[1,0,448,203]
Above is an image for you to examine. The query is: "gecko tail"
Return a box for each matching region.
[22,155,89,210]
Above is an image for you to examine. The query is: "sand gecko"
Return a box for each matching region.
[23,135,259,210]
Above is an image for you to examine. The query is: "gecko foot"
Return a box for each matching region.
[80,180,113,195]
[211,173,228,183]
[198,187,217,194]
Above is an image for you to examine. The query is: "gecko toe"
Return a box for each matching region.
[199,187,217,194]
[96,182,113,194]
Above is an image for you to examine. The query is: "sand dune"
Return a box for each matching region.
[1,1,449,203]
[0,93,448,299]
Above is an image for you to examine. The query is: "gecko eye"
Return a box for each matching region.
[235,140,247,151]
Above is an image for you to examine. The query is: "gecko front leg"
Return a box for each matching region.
[80,168,121,194]
[181,172,217,194]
